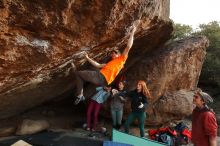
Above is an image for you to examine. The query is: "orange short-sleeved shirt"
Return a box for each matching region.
[100,55,127,85]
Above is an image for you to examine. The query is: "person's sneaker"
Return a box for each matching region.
[91,128,96,132]
[74,95,85,105]
[100,127,106,133]
[116,124,121,130]
[82,123,87,129]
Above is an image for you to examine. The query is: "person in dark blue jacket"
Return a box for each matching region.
[124,80,152,137]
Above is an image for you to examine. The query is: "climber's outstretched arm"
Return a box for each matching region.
[122,20,140,56]
[85,52,105,68]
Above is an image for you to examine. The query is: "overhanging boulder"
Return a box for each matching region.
[0,0,172,119]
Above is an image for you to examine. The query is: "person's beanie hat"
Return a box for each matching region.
[195,88,213,103]
[199,91,213,103]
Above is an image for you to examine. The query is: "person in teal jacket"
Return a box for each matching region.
[124,80,152,137]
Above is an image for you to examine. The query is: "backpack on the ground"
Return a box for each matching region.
[149,127,177,145]
[148,122,192,146]
[174,122,191,145]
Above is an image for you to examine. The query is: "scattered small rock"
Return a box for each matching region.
[11,140,32,146]
[16,119,50,135]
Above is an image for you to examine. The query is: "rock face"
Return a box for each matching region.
[126,37,208,96]
[0,0,172,119]
[0,0,209,125]
[123,36,209,125]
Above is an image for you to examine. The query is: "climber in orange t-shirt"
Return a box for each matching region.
[72,20,140,105]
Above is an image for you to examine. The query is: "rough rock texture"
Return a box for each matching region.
[123,36,209,125]
[0,0,209,125]
[152,90,194,125]
[126,36,208,97]
[0,0,172,119]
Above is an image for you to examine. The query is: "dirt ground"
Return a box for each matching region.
[0,98,219,145]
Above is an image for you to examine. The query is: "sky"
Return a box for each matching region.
[170,0,220,28]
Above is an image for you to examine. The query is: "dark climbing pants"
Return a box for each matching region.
[124,112,146,137]
[75,70,106,96]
